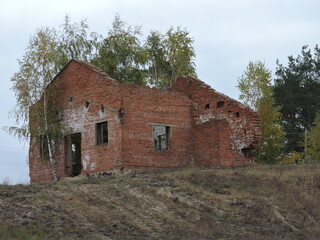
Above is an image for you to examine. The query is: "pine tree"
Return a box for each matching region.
[274,45,320,152]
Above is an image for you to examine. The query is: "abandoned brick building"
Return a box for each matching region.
[29,59,261,182]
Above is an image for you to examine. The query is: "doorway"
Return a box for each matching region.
[66,133,82,176]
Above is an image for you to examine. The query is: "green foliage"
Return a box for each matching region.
[305,112,320,162]
[257,95,285,163]
[162,26,196,87]
[6,15,197,178]
[145,27,196,88]
[92,14,148,85]
[274,45,320,153]
[282,152,303,164]
[145,31,171,88]
[7,16,96,180]
[93,15,197,87]
[8,27,62,140]
[8,15,97,141]
[238,61,285,163]
[58,15,100,65]
[238,61,273,111]
[8,15,197,135]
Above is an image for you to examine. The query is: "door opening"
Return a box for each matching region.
[67,133,82,176]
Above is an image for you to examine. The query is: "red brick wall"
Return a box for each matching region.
[172,76,261,166]
[29,61,261,182]
[119,84,193,168]
[29,60,123,182]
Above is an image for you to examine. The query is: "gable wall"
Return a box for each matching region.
[29,61,123,182]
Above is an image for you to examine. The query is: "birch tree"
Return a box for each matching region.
[8,27,62,180]
[163,27,196,87]
[7,16,97,180]
[92,14,148,85]
[93,15,197,88]
[238,61,285,163]
[145,27,197,88]
[7,15,198,180]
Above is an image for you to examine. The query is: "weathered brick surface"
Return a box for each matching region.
[119,84,193,169]
[29,60,260,182]
[172,76,261,167]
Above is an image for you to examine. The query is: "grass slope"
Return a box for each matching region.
[0,165,320,240]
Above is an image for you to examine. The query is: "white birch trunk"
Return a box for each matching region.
[43,89,58,181]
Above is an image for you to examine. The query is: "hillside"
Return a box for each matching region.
[0,165,320,240]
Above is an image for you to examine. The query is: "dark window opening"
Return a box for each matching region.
[153,125,170,151]
[217,101,225,108]
[235,112,240,117]
[205,103,210,109]
[96,121,108,145]
[100,105,104,113]
[118,108,125,118]
[189,94,192,99]
[241,148,252,158]
[85,101,90,108]
[243,129,247,135]
[69,96,74,105]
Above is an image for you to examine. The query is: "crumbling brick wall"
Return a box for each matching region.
[29,60,261,183]
[172,76,261,166]
[29,60,123,182]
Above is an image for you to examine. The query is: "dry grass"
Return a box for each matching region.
[0,165,320,239]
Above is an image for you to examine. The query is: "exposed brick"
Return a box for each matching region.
[29,60,261,182]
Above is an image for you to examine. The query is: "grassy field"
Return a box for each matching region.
[0,165,320,239]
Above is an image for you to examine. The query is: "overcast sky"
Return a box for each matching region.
[1,0,320,184]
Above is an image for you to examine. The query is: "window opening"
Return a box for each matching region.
[205,103,210,109]
[69,96,74,105]
[153,125,170,151]
[235,112,240,117]
[96,121,108,145]
[241,148,252,158]
[85,101,90,109]
[217,101,224,108]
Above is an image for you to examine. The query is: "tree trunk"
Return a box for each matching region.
[43,89,59,181]
[47,137,58,181]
